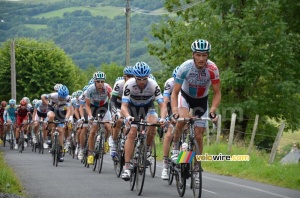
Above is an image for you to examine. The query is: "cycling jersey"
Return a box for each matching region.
[4,106,16,123]
[111,79,125,113]
[0,107,5,123]
[122,78,163,107]
[175,59,220,98]
[85,83,112,107]
[163,77,175,116]
[71,97,79,109]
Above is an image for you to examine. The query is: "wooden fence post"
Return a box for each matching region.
[228,113,236,152]
[216,114,221,144]
[268,122,285,164]
[247,114,259,154]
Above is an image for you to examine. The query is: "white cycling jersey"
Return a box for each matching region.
[163,77,175,99]
[35,100,48,113]
[175,59,220,98]
[42,92,71,110]
[122,78,163,106]
[85,83,112,107]
[112,79,125,104]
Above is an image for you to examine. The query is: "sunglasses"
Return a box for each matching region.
[125,75,134,78]
[135,77,148,81]
[96,80,105,83]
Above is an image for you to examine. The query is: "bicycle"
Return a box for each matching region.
[17,123,28,153]
[168,116,212,198]
[37,119,45,154]
[92,115,113,173]
[47,120,65,167]
[68,122,77,159]
[6,123,15,150]
[128,119,161,196]
[113,121,127,178]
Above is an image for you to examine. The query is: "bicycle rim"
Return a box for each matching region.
[191,139,202,198]
[136,140,147,196]
[149,140,156,178]
[55,143,59,167]
[114,139,123,177]
[3,133,6,147]
[98,136,104,174]
[176,164,186,197]
[168,165,174,185]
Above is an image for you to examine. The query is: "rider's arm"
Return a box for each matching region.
[65,105,72,121]
[171,83,181,115]
[74,107,80,120]
[32,107,37,121]
[41,94,49,106]
[121,102,130,119]
[85,98,93,118]
[210,82,221,114]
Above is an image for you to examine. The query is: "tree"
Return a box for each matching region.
[0,38,85,102]
[148,0,300,144]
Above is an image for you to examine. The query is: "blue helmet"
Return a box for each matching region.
[133,62,151,77]
[123,66,134,75]
[88,78,94,85]
[9,99,16,105]
[149,74,156,81]
[83,85,89,92]
[172,66,180,78]
[191,39,211,53]
[58,85,69,99]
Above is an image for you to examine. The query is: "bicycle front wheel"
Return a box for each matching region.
[114,137,123,178]
[97,135,105,174]
[135,140,147,196]
[175,164,187,197]
[149,140,156,178]
[191,139,202,198]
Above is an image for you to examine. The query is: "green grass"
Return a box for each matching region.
[24,24,48,30]
[33,6,124,19]
[0,152,25,196]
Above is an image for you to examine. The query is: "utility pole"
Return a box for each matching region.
[10,40,16,100]
[125,0,130,66]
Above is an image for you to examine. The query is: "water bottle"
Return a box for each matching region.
[108,135,113,147]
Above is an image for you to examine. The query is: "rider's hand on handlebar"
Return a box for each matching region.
[209,112,218,123]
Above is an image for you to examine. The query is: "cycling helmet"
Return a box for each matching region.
[54,83,63,91]
[115,77,124,82]
[172,66,180,78]
[71,92,76,99]
[83,85,89,92]
[1,101,7,107]
[9,99,16,105]
[93,71,106,80]
[32,99,38,106]
[123,66,134,75]
[58,85,69,99]
[20,99,27,106]
[88,78,94,85]
[133,62,151,77]
[191,39,211,53]
[22,97,30,104]
[149,74,156,81]
[76,90,83,97]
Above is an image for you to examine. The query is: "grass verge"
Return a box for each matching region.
[0,151,26,196]
[155,136,300,191]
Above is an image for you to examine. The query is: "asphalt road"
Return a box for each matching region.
[1,145,299,198]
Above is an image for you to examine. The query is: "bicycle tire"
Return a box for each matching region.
[175,163,186,197]
[10,130,14,150]
[168,164,174,185]
[114,135,124,178]
[149,140,156,178]
[55,141,59,167]
[135,139,147,196]
[97,134,105,174]
[93,141,99,171]
[191,139,202,198]
[3,132,6,147]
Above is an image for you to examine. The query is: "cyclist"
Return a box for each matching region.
[3,99,17,144]
[110,66,134,159]
[85,72,113,165]
[32,99,49,147]
[41,85,72,162]
[161,66,180,180]
[121,62,167,180]
[15,99,31,149]
[0,101,7,144]
[171,39,221,183]
[77,85,91,160]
